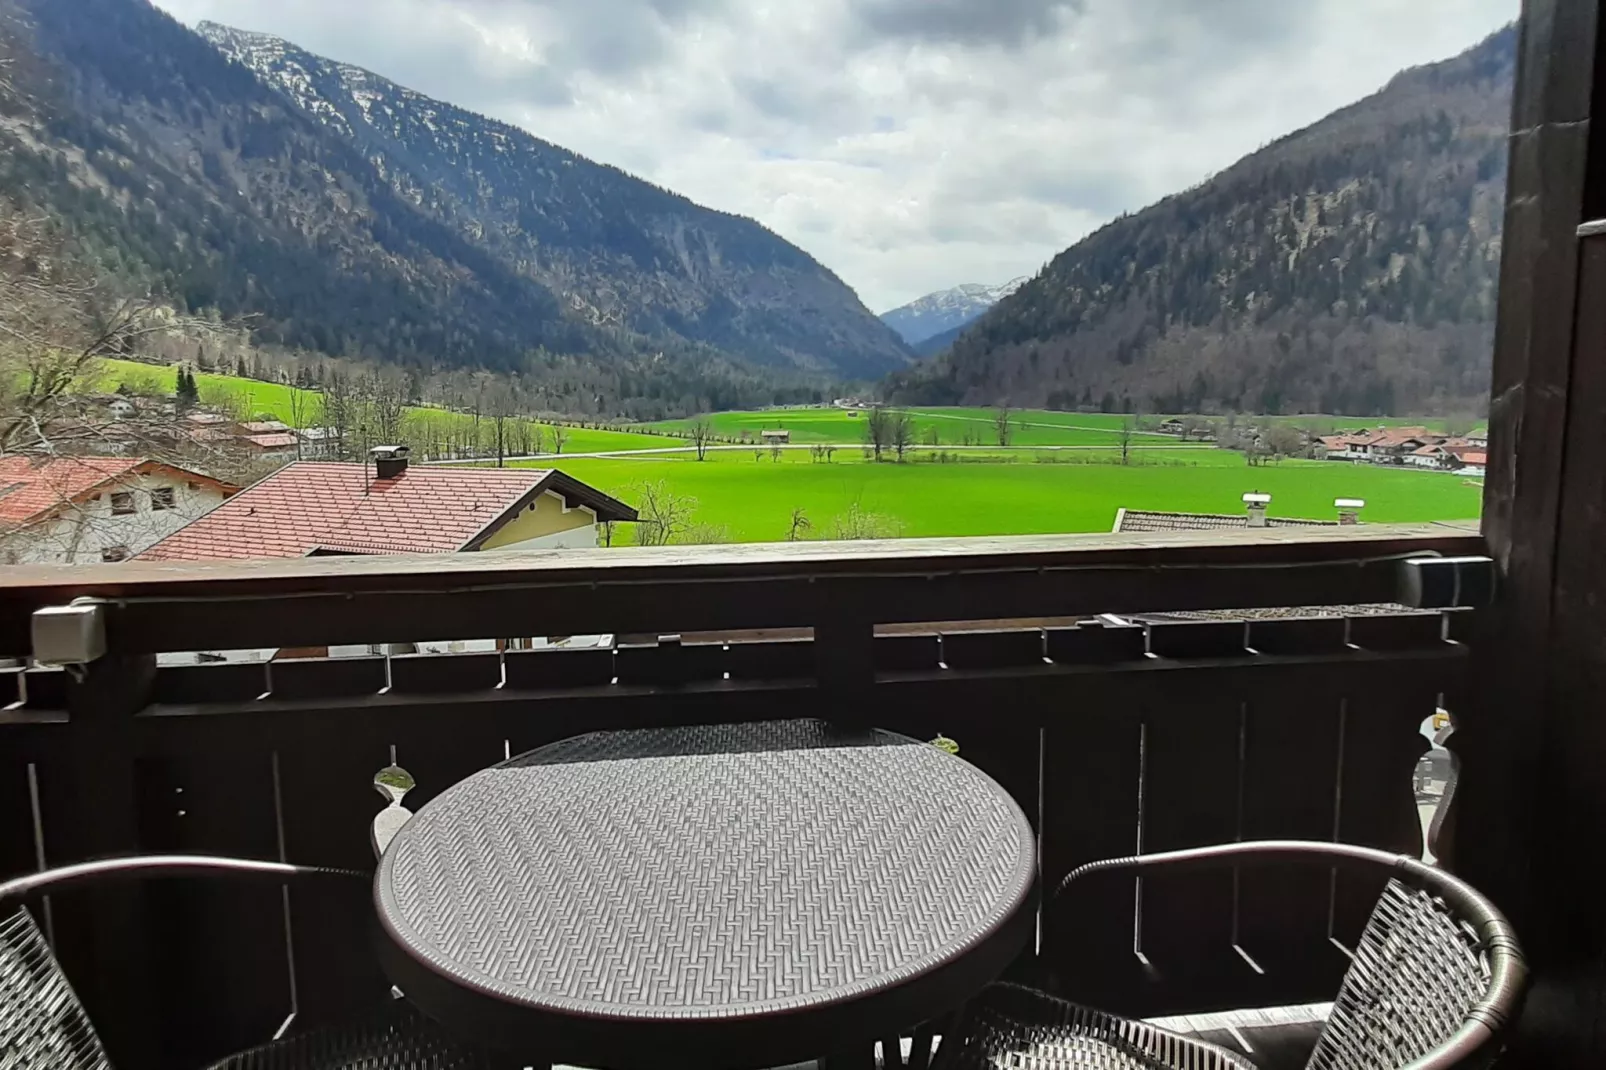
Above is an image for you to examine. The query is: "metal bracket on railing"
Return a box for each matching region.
[1397,556,1496,609]
[31,599,107,668]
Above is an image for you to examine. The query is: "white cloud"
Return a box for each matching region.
[152,0,1518,312]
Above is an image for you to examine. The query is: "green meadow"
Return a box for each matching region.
[90,358,669,453]
[518,448,1483,543]
[646,406,1133,446]
[641,405,1479,448]
[84,366,1483,542]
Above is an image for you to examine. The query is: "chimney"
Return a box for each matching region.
[1335,497,1366,525]
[370,444,410,480]
[1243,492,1271,528]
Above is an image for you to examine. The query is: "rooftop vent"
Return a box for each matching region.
[371,445,410,480]
[1335,498,1366,525]
[1242,492,1271,528]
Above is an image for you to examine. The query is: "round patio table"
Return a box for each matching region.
[374,718,1036,1070]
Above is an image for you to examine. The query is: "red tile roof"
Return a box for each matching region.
[1459,451,1488,466]
[0,456,235,531]
[139,462,635,561]
[1115,509,1336,533]
[1368,428,1433,448]
[244,432,299,449]
[0,456,139,527]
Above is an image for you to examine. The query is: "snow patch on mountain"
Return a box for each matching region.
[879,277,1029,346]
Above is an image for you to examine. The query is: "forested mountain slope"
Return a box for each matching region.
[0,0,907,417]
[891,27,1515,416]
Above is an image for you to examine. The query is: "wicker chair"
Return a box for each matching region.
[934,841,1526,1070]
[0,855,511,1069]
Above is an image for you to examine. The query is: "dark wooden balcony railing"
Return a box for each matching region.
[0,523,1485,1068]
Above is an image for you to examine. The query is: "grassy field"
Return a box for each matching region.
[90,359,672,453]
[90,359,316,423]
[85,363,1482,541]
[642,406,1481,448]
[646,407,1130,446]
[88,368,1477,455]
[516,447,1483,543]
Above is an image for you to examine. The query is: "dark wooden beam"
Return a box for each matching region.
[1458,1,1606,1064]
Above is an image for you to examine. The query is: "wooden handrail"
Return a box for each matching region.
[0,522,1482,597]
[0,524,1484,657]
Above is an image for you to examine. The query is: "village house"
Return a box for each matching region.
[760,429,791,445]
[1319,426,1487,474]
[294,426,341,459]
[0,455,238,564]
[140,446,637,561]
[183,411,233,432]
[240,430,300,459]
[139,447,637,663]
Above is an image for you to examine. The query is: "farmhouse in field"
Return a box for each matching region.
[1319,426,1487,474]
[761,429,791,445]
[141,446,637,561]
[0,455,238,564]
[1113,493,1360,533]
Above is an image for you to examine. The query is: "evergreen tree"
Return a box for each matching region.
[175,366,199,411]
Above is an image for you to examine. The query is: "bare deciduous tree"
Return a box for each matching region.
[1118,416,1135,466]
[890,410,914,461]
[0,201,224,454]
[865,406,894,461]
[1262,423,1306,461]
[285,383,311,459]
[831,502,900,541]
[689,417,714,461]
[993,406,1013,446]
[363,371,407,446]
[633,480,696,546]
[321,369,355,458]
[679,522,732,545]
[786,508,811,542]
[550,424,569,455]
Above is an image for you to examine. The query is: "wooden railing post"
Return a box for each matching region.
[816,614,876,722]
[40,600,161,1068]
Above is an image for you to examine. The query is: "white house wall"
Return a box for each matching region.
[481,523,601,551]
[1,474,230,564]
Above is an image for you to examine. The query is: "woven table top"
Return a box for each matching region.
[375,719,1035,1065]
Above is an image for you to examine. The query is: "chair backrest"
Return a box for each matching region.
[1055,841,1525,1070]
[1306,879,1501,1070]
[0,907,110,1070]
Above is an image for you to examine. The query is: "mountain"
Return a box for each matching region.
[891,27,1515,417]
[197,23,910,381]
[0,0,909,418]
[911,323,966,359]
[880,279,1027,346]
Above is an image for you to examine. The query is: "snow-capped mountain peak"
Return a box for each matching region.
[879,277,1028,347]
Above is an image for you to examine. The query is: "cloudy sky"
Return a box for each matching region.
[151,0,1516,313]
